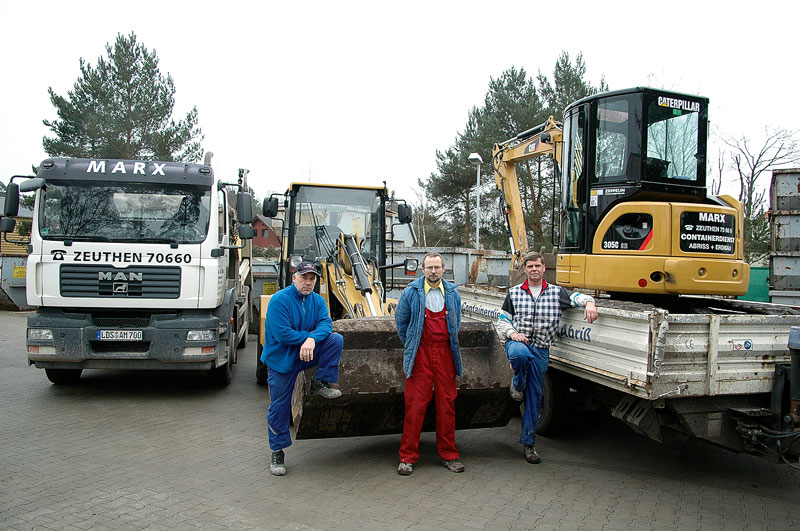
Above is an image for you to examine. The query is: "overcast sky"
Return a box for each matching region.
[1,0,797,205]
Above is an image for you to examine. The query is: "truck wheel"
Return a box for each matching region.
[256,342,269,386]
[537,371,567,436]
[45,368,82,385]
[237,321,249,350]
[211,339,233,386]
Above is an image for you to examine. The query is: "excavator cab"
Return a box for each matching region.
[555,88,749,296]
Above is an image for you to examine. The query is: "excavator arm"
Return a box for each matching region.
[491,116,562,270]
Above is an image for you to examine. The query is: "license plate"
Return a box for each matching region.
[97,330,143,341]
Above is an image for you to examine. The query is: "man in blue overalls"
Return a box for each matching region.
[261,261,343,476]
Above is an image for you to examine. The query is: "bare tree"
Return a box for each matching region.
[723,127,800,261]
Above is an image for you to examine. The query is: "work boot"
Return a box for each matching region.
[441,458,465,473]
[397,462,413,476]
[509,381,523,401]
[270,450,286,476]
[524,445,540,464]
[311,378,342,399]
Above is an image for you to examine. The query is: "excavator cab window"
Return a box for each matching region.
[643,94,705,185]
[595,97,631,181]
[560,106,587,250]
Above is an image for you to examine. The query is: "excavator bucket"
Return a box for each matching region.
[289,317,517,439]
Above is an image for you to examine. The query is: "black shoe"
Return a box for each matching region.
[270,450,286,476]
[397,462,413,475]
[524,445,540,464]
[311,378,342,399]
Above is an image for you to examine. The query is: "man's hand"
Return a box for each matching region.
[584,301,599,324]
[509,332,529,343]
[299,337,316,362]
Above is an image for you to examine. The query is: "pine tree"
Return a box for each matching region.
[43,33,203,162]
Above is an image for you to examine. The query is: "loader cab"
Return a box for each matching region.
[558,87,709,255]
[281,183,389,288]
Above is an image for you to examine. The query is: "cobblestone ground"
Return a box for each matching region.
[1,310,799,530]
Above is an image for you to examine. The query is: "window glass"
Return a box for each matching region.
[560,108,585,249]
[645,99,700,182]
[596,99,629,180]
[39,181,211,244]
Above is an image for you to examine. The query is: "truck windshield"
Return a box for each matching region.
[293,186,382,262]
[39,182,212,243]
[644,96,702,183]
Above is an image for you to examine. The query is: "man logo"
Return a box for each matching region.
[113,282,129,294]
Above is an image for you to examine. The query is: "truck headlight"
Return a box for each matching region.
[187,330,216,341]
[28,329,54,340]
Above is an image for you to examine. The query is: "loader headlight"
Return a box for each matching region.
[187,330,216,341]
[289,254,303,269]
[28,329,54,340]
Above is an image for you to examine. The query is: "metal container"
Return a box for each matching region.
[770,169,800,304]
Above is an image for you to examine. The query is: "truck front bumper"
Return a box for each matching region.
[26,308,223,370]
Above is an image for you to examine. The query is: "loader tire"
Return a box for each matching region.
[537,371,568,436]
[256,342,269,386]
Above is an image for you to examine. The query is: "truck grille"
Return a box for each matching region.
[60,264,181,299]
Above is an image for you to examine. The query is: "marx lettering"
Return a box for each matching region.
[698,212,726,223]
[85,160,168,176]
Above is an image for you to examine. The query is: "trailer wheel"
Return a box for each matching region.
[537,371,567,436]
[45,368,82,385]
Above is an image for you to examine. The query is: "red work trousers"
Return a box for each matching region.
[399,307,459,463]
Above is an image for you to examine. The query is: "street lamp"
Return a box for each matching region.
[468,153,483,248]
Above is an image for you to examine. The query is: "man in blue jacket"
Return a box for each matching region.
[394,252,464,476]
[261,261,343,476]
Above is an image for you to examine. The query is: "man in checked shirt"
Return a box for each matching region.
[495,251,598,464]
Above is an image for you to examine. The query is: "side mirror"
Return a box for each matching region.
[238,224,255,240]
[4,183,19,217]
[236,192,253,224]
[19,177,45,192]
[397,203,412,224]
[263,197,279,218]
[0,217,17,233]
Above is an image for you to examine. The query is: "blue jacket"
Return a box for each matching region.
[394,276,463,378]
[260,284,333,373]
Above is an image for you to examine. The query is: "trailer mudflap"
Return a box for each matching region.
[290,318,517,439]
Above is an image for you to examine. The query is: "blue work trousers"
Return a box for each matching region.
[267,333,343,452]
[505,340,549,446]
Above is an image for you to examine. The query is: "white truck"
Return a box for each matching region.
[459,286,800,464]
[1,156,255,385]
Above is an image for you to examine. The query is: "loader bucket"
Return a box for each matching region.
[290,317,517,439]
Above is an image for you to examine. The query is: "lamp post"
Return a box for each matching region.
[468,152,483,248]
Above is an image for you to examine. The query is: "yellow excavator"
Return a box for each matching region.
[257,182,516,439]
[492,87,750,298]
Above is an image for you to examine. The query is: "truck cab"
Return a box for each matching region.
[1,157,254,385]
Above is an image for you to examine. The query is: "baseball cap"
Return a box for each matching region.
[294,261,319,276]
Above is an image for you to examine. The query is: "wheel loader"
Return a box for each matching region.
[256,182,516,439]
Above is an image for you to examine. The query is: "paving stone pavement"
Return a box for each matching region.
[1,309,799,530]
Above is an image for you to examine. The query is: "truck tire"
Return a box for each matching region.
[211,338,233,386]
[237,319,249,350]
[256,342,269,386]
[45,368,82,385]
[537,371,568,436]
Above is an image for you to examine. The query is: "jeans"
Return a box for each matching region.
[505,340,549,446]
[266,332,343,451]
